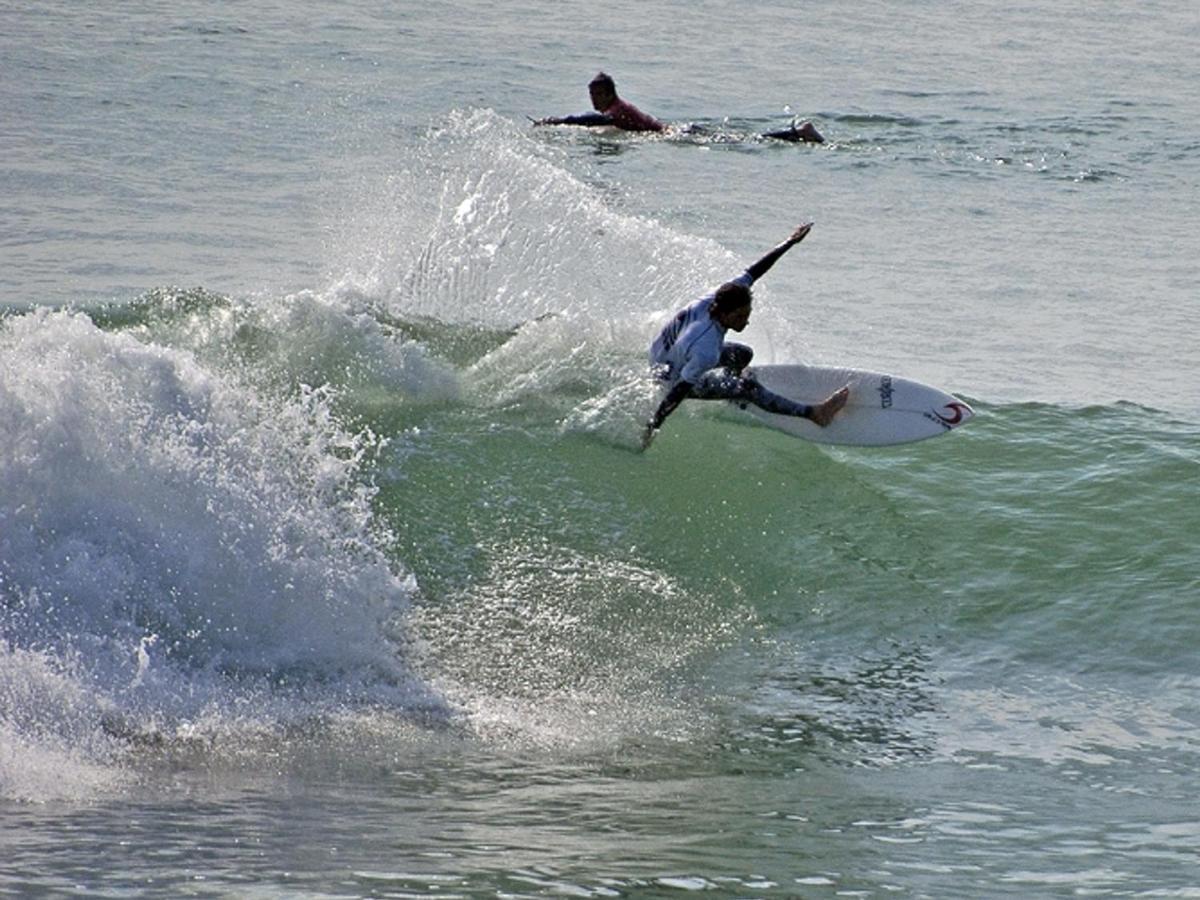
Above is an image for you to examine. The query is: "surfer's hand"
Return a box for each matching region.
[787,223,813,245]
[639,422,656,451]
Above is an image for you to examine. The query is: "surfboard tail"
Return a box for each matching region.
[738,364,975,447]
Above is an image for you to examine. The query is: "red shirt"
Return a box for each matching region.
[601,98,664,132]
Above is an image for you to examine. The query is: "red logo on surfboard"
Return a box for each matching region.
[931,402,971,428]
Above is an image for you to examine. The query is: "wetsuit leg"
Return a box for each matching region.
[689,370,811,418]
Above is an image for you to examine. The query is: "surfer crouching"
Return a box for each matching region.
[643,223,848,449]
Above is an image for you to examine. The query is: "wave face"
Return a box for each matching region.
[3,111,1199,806]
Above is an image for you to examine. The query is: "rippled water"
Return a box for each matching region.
[3,0,1199,896]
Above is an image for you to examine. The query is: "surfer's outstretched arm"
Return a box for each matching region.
[651,380,692,429]
[746,223,813,283]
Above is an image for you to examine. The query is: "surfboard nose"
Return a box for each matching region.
[934,400,974,428]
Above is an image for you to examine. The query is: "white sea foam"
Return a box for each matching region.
[0,646,128,802]
[0,309,431,799]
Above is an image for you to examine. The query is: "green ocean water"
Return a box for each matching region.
[7,280,1197,894]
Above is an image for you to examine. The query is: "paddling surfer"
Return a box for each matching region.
[642,223,848,449]
[532,72,824,143]
[531,72,665,132]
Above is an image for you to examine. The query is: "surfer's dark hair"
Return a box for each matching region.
[712,281,752,313]
[589,72,616,92]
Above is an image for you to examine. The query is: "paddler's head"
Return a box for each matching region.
[588,72,617,111]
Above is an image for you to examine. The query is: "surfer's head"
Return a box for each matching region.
[588,72,617,110]
[712,281,752,332]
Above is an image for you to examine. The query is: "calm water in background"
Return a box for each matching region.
[3,1,1200,896]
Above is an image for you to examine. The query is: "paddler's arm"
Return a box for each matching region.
[531,112,614,127]
[641,380,692,449]
[746,223,813,282]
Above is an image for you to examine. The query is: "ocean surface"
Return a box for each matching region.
[3,0,1199,896]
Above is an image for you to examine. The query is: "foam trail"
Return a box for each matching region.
[321,109,800,442]
[329,110,765,327]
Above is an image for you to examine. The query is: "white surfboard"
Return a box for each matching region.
[733,363,974,446]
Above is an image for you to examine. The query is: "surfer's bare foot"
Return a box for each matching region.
[809,385,849,427]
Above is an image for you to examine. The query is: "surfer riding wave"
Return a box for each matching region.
[643,223,849,449]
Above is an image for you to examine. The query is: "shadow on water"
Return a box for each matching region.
[710,641,940,773]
